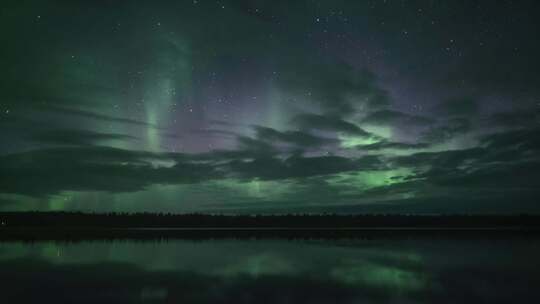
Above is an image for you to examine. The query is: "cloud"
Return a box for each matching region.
[228,125,339,156]
[227,155,384,180]
[38,105,161,128]
[357,139,430,151]
[488,109,540,128]
[392,147,486,169]
[479,127,540,152]
[236,136,278,154]
[0,146,218,197]
[3,125,540,212]
[27,129,137,146]
[253,126,337,148]
[362,110,434,127]
[390,127,540,192]
[418,160,540,189]
[0,142,388,198]
[276,58,390,116]
[292,113,372,136]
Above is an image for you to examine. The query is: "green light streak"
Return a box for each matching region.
[329,169,412,190]
[146,109,160,151]
[339,133,379,148]
[331,261,427,291]
[213,178,292,201]
[339,125,392,148]
[216,254,294,277]
[363,125,392,139]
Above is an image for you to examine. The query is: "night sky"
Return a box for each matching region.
[1,0,540,213]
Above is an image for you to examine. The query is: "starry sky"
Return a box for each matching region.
[1,0,540,214]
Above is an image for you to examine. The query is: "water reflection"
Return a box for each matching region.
[1,238,539,303]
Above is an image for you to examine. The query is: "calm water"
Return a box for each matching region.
[1,237,539,303]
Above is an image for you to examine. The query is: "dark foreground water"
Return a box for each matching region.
[1,237,539,303]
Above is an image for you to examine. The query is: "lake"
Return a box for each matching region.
[1,236,539,303]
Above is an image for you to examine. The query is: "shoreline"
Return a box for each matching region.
[2,226,538,241]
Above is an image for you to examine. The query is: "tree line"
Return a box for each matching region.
[1,212,538,228]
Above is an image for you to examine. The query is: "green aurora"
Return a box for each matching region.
[1,0,540,214]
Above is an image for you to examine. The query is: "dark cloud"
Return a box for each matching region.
[253,126,337,148]
[228,155,384,180]
[277,59,390,116]
[186,148,272,163]
[393,147,486,169]
[27,129,137,146]
[362,110,435,127]
[386,126,540,202]
[236,136,278,155]
[419,160,540,189]
[488,109,540,128]
[357,139,430,151]
[228,125,339,155]
[0,142,389,198]
[38,105,161,128]
[479,127,540,152]
[292,113,373,137]
[0,147,218,197]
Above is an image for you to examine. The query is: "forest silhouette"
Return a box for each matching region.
[1,212,538,241]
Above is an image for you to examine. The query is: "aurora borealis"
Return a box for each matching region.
[1,0,540,213]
